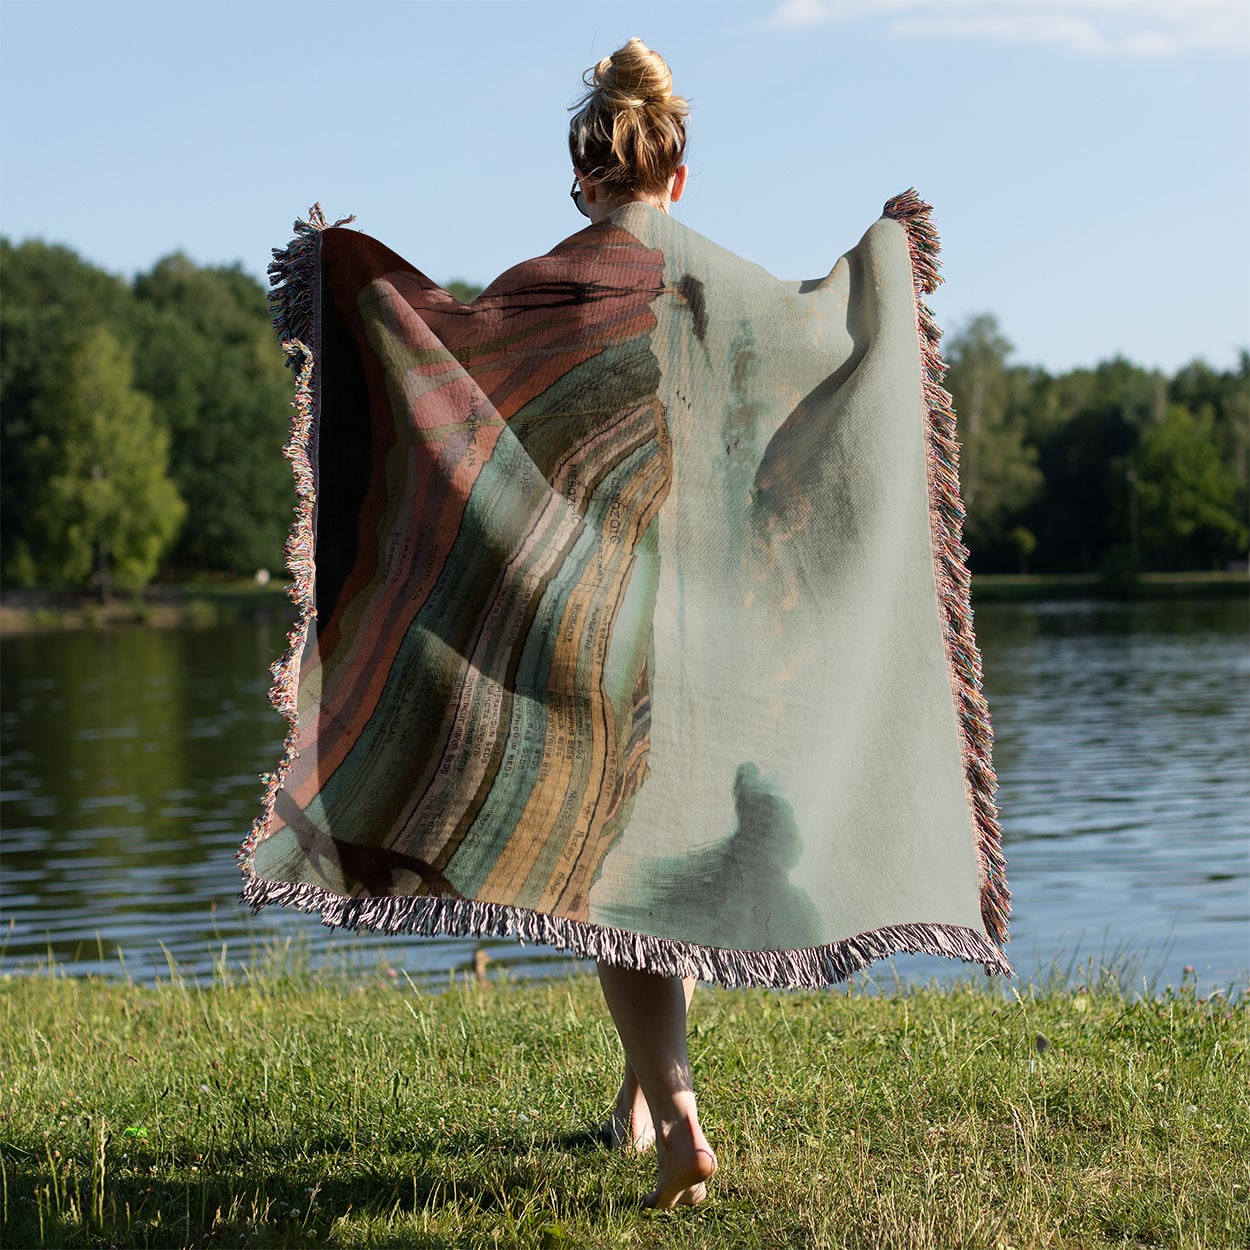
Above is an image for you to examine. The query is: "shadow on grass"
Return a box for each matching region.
[7,1125,637,1249]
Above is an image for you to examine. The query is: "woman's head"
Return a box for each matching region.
[568,38,688,201]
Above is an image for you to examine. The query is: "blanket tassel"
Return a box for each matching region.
[240,872,1014,988]
[884,188,1011,951]
[238,205,350,873]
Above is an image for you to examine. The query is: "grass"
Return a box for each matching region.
[1,960,1246,1249]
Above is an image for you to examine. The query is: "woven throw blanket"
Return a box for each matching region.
[239,191,1011,987]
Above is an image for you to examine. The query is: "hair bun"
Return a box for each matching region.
[569,38,689,197]
[595,37,673,109]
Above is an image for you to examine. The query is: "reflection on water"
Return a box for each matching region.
[0,626,581,985]
[2,597,1246,990]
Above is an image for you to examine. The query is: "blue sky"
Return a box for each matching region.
[2,0,1246,374]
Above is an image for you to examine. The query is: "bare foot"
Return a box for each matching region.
[644,1117,717,1209]
[602,1076,655,1151]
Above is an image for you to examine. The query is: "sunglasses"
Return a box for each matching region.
[570,176,589,219]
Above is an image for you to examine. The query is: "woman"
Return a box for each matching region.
[566,39,717,1209]
[243,37,1010,1215]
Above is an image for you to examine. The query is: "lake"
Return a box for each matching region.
[2,597,1247,993]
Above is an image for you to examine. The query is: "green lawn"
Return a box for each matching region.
[2,961,1246,1249]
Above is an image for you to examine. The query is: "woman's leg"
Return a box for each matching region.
[596,963,717,1208]
[603,977,696,1151]
[603,1054,654,1151]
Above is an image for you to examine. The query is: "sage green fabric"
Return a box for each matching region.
[587,205,982,948]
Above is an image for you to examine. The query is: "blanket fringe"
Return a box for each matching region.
[883,189,1011,949]
[240,872,1014,988]
[238,206,350,872]
[265,203,355,352]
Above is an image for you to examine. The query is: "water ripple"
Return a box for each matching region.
[2,600,1246,991]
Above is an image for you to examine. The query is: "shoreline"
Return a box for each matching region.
[0,581,295,634]
[970,569,1248,602]
[1,571,1245,635]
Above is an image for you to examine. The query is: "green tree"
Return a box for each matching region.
[1007,526,1038,574]
[132,255,293,573]
[1169,353,1250,538]
[943,315,1043,559]
[1,239,138,580]
[1132,404,1247,569]
[445,279,483,304]
[25,327,185,597]
[1020,357,1161,573]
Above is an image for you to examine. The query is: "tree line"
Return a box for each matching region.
[945,315,1247,576]
[2,240,294,597]
[1,238,1245,596]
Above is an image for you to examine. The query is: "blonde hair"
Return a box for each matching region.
[568,38,689,198]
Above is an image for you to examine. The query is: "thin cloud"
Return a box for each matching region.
[766,0,1250,57]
